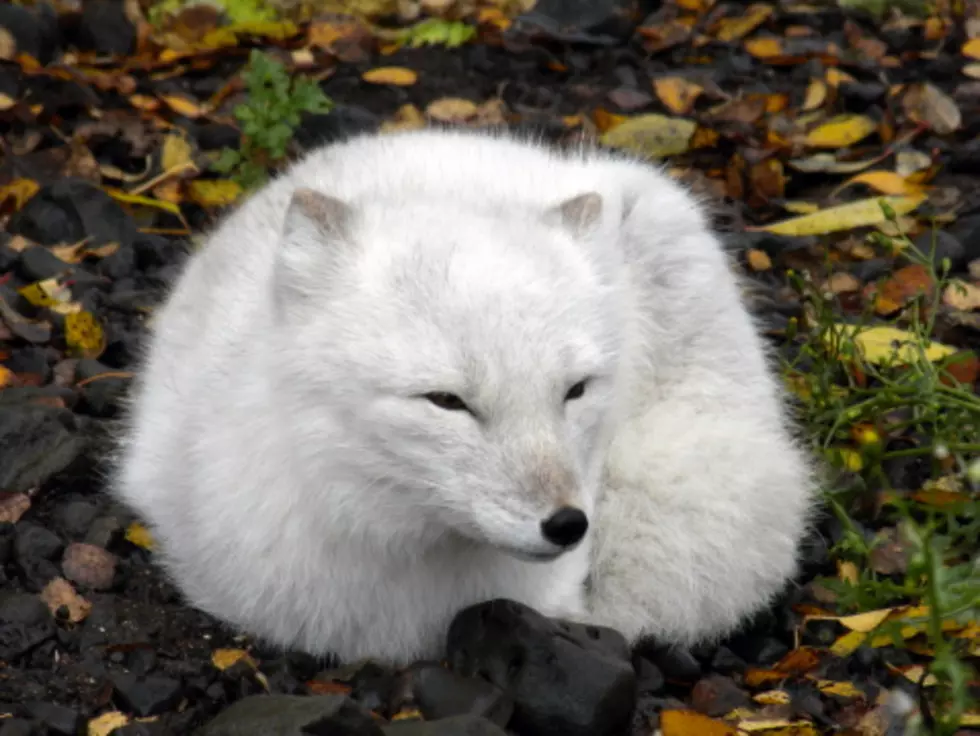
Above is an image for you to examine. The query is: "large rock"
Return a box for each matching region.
[407,664,513,726]
[383,716,509,735]
[0,405,87,493]
[447,599,636,736]
[196,695,382,736]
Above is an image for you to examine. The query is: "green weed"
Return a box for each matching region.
[212,49,333,191]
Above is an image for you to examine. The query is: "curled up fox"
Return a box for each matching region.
[112,128,816,664]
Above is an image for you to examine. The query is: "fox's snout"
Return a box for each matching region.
[525,456,589,548]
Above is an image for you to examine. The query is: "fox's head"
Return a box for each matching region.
[269,186,626,561]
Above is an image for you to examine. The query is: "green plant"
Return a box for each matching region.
[397,18,477,48]
[780,205,979,734]
[212,49,333,190]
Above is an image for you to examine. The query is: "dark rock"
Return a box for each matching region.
[0,522,14,564]
[52,500,99,539]
[408,664,513,726]
[23,702,82,735]
[17,247,73,282]
[8,178,139,249]
[839,81,885,111]
[0,3,60,65]
[296,106,382,150]
[299,699,385,734]
[0,593,55,661]
[196,694,367,736]
[447,599,635,736]
[196,123,242,151]
[906,230,966,272]
[0,406,87,493]
[14,523,64,563]
[632,655,665,694]
[62,542,117,590]
[709,646,748,675]
[0,720,38,736]
[96,243,137,281]
[112,673,183,717]
[690,675,751,717]
[382,716,509,735]
[641,644,701,685]
[513,0,655,41]
[79,374,131,418]
[72,0,136,55]
[85,514,124,549]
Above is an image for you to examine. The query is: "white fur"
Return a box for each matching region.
[111,128,816,664]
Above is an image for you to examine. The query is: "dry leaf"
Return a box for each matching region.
[40,577,92,623]
[903,82,962,134]
[747,249,772,271]
[0,493,31,524]
[161,132,196,174]
[833,171,924,197]
[0,178,40,213]
[713,4,773,41]
[804,114,877,148]
[599,113,697,159]
[869,264,934,315]
[187,180,243,208]
[826,272,861,294]
[106,188,182,216]
[362,66,418,85]
[160,94,204,118]
[750,195,924,236]
[825,324,957,365]
[64,311,106,359]
[211,648,257,670]
[125,521,154,550]
[787,153,880,174]
[87,711,130,736]
[744,36,784,59]
[942,280,980,311]
[653,77,703,115]
[964,38,980,59]
[802,78,827,111]
[661,709,738,736]
[425,97,479,122]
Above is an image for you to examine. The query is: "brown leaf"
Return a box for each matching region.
[0,178,40,215]
[712,3,773,42]
[868,528,911,576]
[40,577,92,623]
[425,97,480,123]
[653,77,703,115]
[773,646,822,675]
[868,264,934,315]
[942,280,980,311]
[746,249,772,271]
[661,709,738,736]
[0,493,31,524]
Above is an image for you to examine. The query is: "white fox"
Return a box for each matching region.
[112,128,816,665]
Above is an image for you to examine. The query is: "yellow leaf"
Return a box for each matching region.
[425,97,479,122]
[125,522,154,550]
[961,712,980,726]
[833,171,924,197]
[19,278,72,308]
[0,177,39,211]
[825,68,856,87]
[599,113,697,159]
[160,94,204,118]
[661,709,737,736]
[750,194,925,236]
[837,559,860,583]
[713,3,773,41]
[64,311,105,359]
[211,648,256,670]
[802,78,827,111]
[87,712,130,736]
[817,680,865,698]
[805,114,877,148]
[105,188,182,216]
[744,36,783,59]
[653,77,703,115]
[838,608,894,632]
[187,180,243,208]
[830,630,868,656]
[753,689,791,705]
[362,67,418,85]
[826,324,957,365]
[964,38,980,59]
[161,132,195,175]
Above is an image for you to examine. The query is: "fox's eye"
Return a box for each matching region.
[564,380,588,402]
[424,392,470,412]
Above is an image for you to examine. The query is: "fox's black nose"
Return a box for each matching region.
[541,507,589,547]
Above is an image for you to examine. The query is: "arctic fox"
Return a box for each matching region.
[112,127,815,664]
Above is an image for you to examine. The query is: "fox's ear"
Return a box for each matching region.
[282,188,354,244]
[275,189,357,314]
[545,192,603,237]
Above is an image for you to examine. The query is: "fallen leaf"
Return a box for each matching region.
[804,114,877,148]
[0,493,31,523]
[105,188,182,216]
[160,94,204,118]
[964,38,980,59]
[826,272,862,294]
[0,178,40,213]
[802,78,827,111]
[774,647,821,674]
[713,4,773,41]
[211,648,257,670]
[661,709,737,736]
[653,77,703,115]
[826,324,957,364]
[425,97,479,122]
[869,264,934,315]
[64,311,106,359]
[833,171,924,197]
[942,280,980,311]
[125,522,154,550]
[362,66,418,85]
[40,577,92,623]
[903,82,962,134]
[187,180,243,208]
[831,630,868,656]
[747,249,772,271]
[599,113,697,159]
[787,153,880,174]
[749,195,924,236]
[161,132,196,174]
[744,36,784,59]
[87,712,130,736]
[753,690,791,705]
[19,278,74,310]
